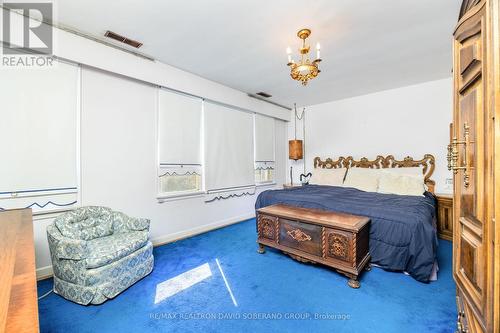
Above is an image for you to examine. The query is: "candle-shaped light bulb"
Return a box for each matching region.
[286,47,292,63]
[316,42,321,59]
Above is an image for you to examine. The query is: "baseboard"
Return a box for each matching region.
[150,212,255,247]
[36,265,55,281]
[36,212,256,280]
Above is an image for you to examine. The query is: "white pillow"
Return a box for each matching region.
[309,168,347,186]
[378,173,426,196]
[383,167,423,177]
[342,168,382,192]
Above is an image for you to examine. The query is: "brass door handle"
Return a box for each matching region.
[287,228,312,242]
[447,143,456,170]
[447,123,471,188]
[455,296,468,333]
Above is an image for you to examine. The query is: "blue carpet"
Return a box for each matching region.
[38,219,456,333]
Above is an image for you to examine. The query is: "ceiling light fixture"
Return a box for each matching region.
[286,28,321,86]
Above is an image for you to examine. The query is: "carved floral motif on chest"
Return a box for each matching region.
[328,233,349,261]
[287,228,312,242]
[259,215,277,240]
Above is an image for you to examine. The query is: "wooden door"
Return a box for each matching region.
[452,1,495,332]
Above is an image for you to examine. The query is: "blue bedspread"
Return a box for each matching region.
[255,185,438,282]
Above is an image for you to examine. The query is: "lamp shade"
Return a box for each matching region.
[289,139,303,160]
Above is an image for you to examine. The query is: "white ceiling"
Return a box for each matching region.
[51,0,461,107]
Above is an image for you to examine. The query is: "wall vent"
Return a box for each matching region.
[256,92,272,98]
[104,31,143,48]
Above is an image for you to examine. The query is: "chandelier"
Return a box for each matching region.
[286,28,322,86]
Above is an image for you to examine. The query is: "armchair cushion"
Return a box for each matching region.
[55,206,114,241]
[47,224,89,260]
[112,211,150,233]
[85,231,149,269]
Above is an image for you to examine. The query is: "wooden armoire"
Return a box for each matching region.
[450,0,500,332]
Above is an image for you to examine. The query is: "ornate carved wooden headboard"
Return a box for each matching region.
[313,154,436,193]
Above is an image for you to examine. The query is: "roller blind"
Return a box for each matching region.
[0,62,78,195]
[204,102,255,191]
[81,67,160,202]
[254,114,275,162]
[158,89,202,165]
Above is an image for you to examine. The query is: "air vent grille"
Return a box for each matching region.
[256,92,272,98]
[104,30,143,48]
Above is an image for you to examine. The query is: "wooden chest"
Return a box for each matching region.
[256,204,371,288]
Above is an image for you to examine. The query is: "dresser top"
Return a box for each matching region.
[0,208,39,333]
[257,204,370,232]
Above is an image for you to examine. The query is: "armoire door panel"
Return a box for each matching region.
[460,239,477,287]
[455,74,488,331]
[453,1,494,332]
[459,87,481,222]
[464,298,486,333]
[458,33,482,93]
[457,87,480,219]
[459,42,481,75]
[458,222,484,295]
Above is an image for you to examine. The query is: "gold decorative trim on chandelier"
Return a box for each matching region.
[286,28,321,86]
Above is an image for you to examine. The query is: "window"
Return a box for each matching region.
[0,61,79,213]
[158,89,203,196]
[255,162,275,184]
[159,166,202,194]
[254,114,276,184]
[158,89,279,198]
[204,102,255,192]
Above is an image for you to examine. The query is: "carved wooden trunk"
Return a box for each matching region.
[256,204,371,288]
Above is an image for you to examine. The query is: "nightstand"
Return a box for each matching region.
[283,183,302,189]
[436,193,453,241]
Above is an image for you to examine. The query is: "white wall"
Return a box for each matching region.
[288,78,453,193]
[1,11,291,276]
[31,67,287,276]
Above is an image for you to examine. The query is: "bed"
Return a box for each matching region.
[255,154,438,282]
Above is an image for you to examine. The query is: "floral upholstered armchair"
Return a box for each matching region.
[47,206,154,305]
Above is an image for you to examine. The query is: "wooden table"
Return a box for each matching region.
[0,209,39,333]
[256,204,371,288]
